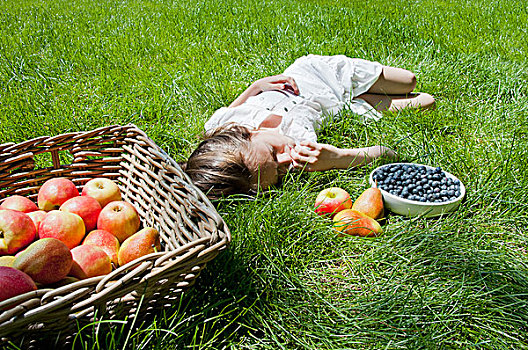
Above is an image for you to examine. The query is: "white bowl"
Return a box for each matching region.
[369,163,466,217]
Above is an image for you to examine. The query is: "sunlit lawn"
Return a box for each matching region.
[1,0,528,348]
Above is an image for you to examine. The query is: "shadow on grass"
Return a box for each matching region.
[0,245,262,350]
[167,248,267,348]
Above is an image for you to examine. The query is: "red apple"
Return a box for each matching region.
[83,229,120,266]
[82,178,122,208]
[38,210,85,249]
[0,266,37,303]
[0,210,36,255]
[314,187,352,217]
[38,178,79,211]
[0,195,38,213]
[97,201,140,243]
[60,196,102,232]
[69,245,112,279]
[27,210,47,239]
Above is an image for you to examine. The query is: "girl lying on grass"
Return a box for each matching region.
[183,54,435,199]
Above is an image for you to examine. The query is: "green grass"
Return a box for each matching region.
[1,0,528,348]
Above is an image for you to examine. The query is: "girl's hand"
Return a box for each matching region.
[290,142,346,172]
[251,75,299,95]
[290,142,397,172]
[229,75,299,108]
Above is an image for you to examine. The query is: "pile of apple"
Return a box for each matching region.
[314,186,384,237]
[0,177,161,304]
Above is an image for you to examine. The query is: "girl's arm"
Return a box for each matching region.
[290,141,396,172]
[229,75,299,108]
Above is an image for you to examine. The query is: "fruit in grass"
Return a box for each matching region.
[38,211,85,249]
[352,187,384,220]
[118,227,161,266]
[60,196,102,232]
[0,256,15,267]
[27,210,47,238]
[13,238,72,285]
[314,187,352,217]
[0,266,37,303]
[333,209,383,237]
[83,229,120,266]
[82,178,122,208]
[0,195,38,213]
[38,178,79,211]
[0,210,36,255]
[69,245,112,279]
[97,201,140,243]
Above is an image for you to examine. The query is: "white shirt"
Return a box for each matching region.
[205,55,383,143]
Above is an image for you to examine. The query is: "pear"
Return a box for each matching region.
[13,238,72,285]
[333,209,383,237]
[118,227,161,267]
[0,256,16,267]
[352,187,384,219]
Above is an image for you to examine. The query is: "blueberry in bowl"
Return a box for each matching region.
[369,163,466,217]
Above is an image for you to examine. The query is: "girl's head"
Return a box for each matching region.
[183,123,294,199]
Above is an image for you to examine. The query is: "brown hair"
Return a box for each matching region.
[183,123,255,199]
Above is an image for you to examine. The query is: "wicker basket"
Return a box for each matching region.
[0,124,230,343]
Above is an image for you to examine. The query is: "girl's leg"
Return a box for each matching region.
[358,93,436,112]
[367,66,417,95]
[361,66,435,111]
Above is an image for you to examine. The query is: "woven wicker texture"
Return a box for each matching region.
[0,124,230,343]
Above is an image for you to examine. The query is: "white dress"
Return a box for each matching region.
[204,55,383,143]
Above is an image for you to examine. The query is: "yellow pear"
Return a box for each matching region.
[118,227,161,266]
[0,256,16,267]
[352,187,384,219]
[333,209,383,237]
